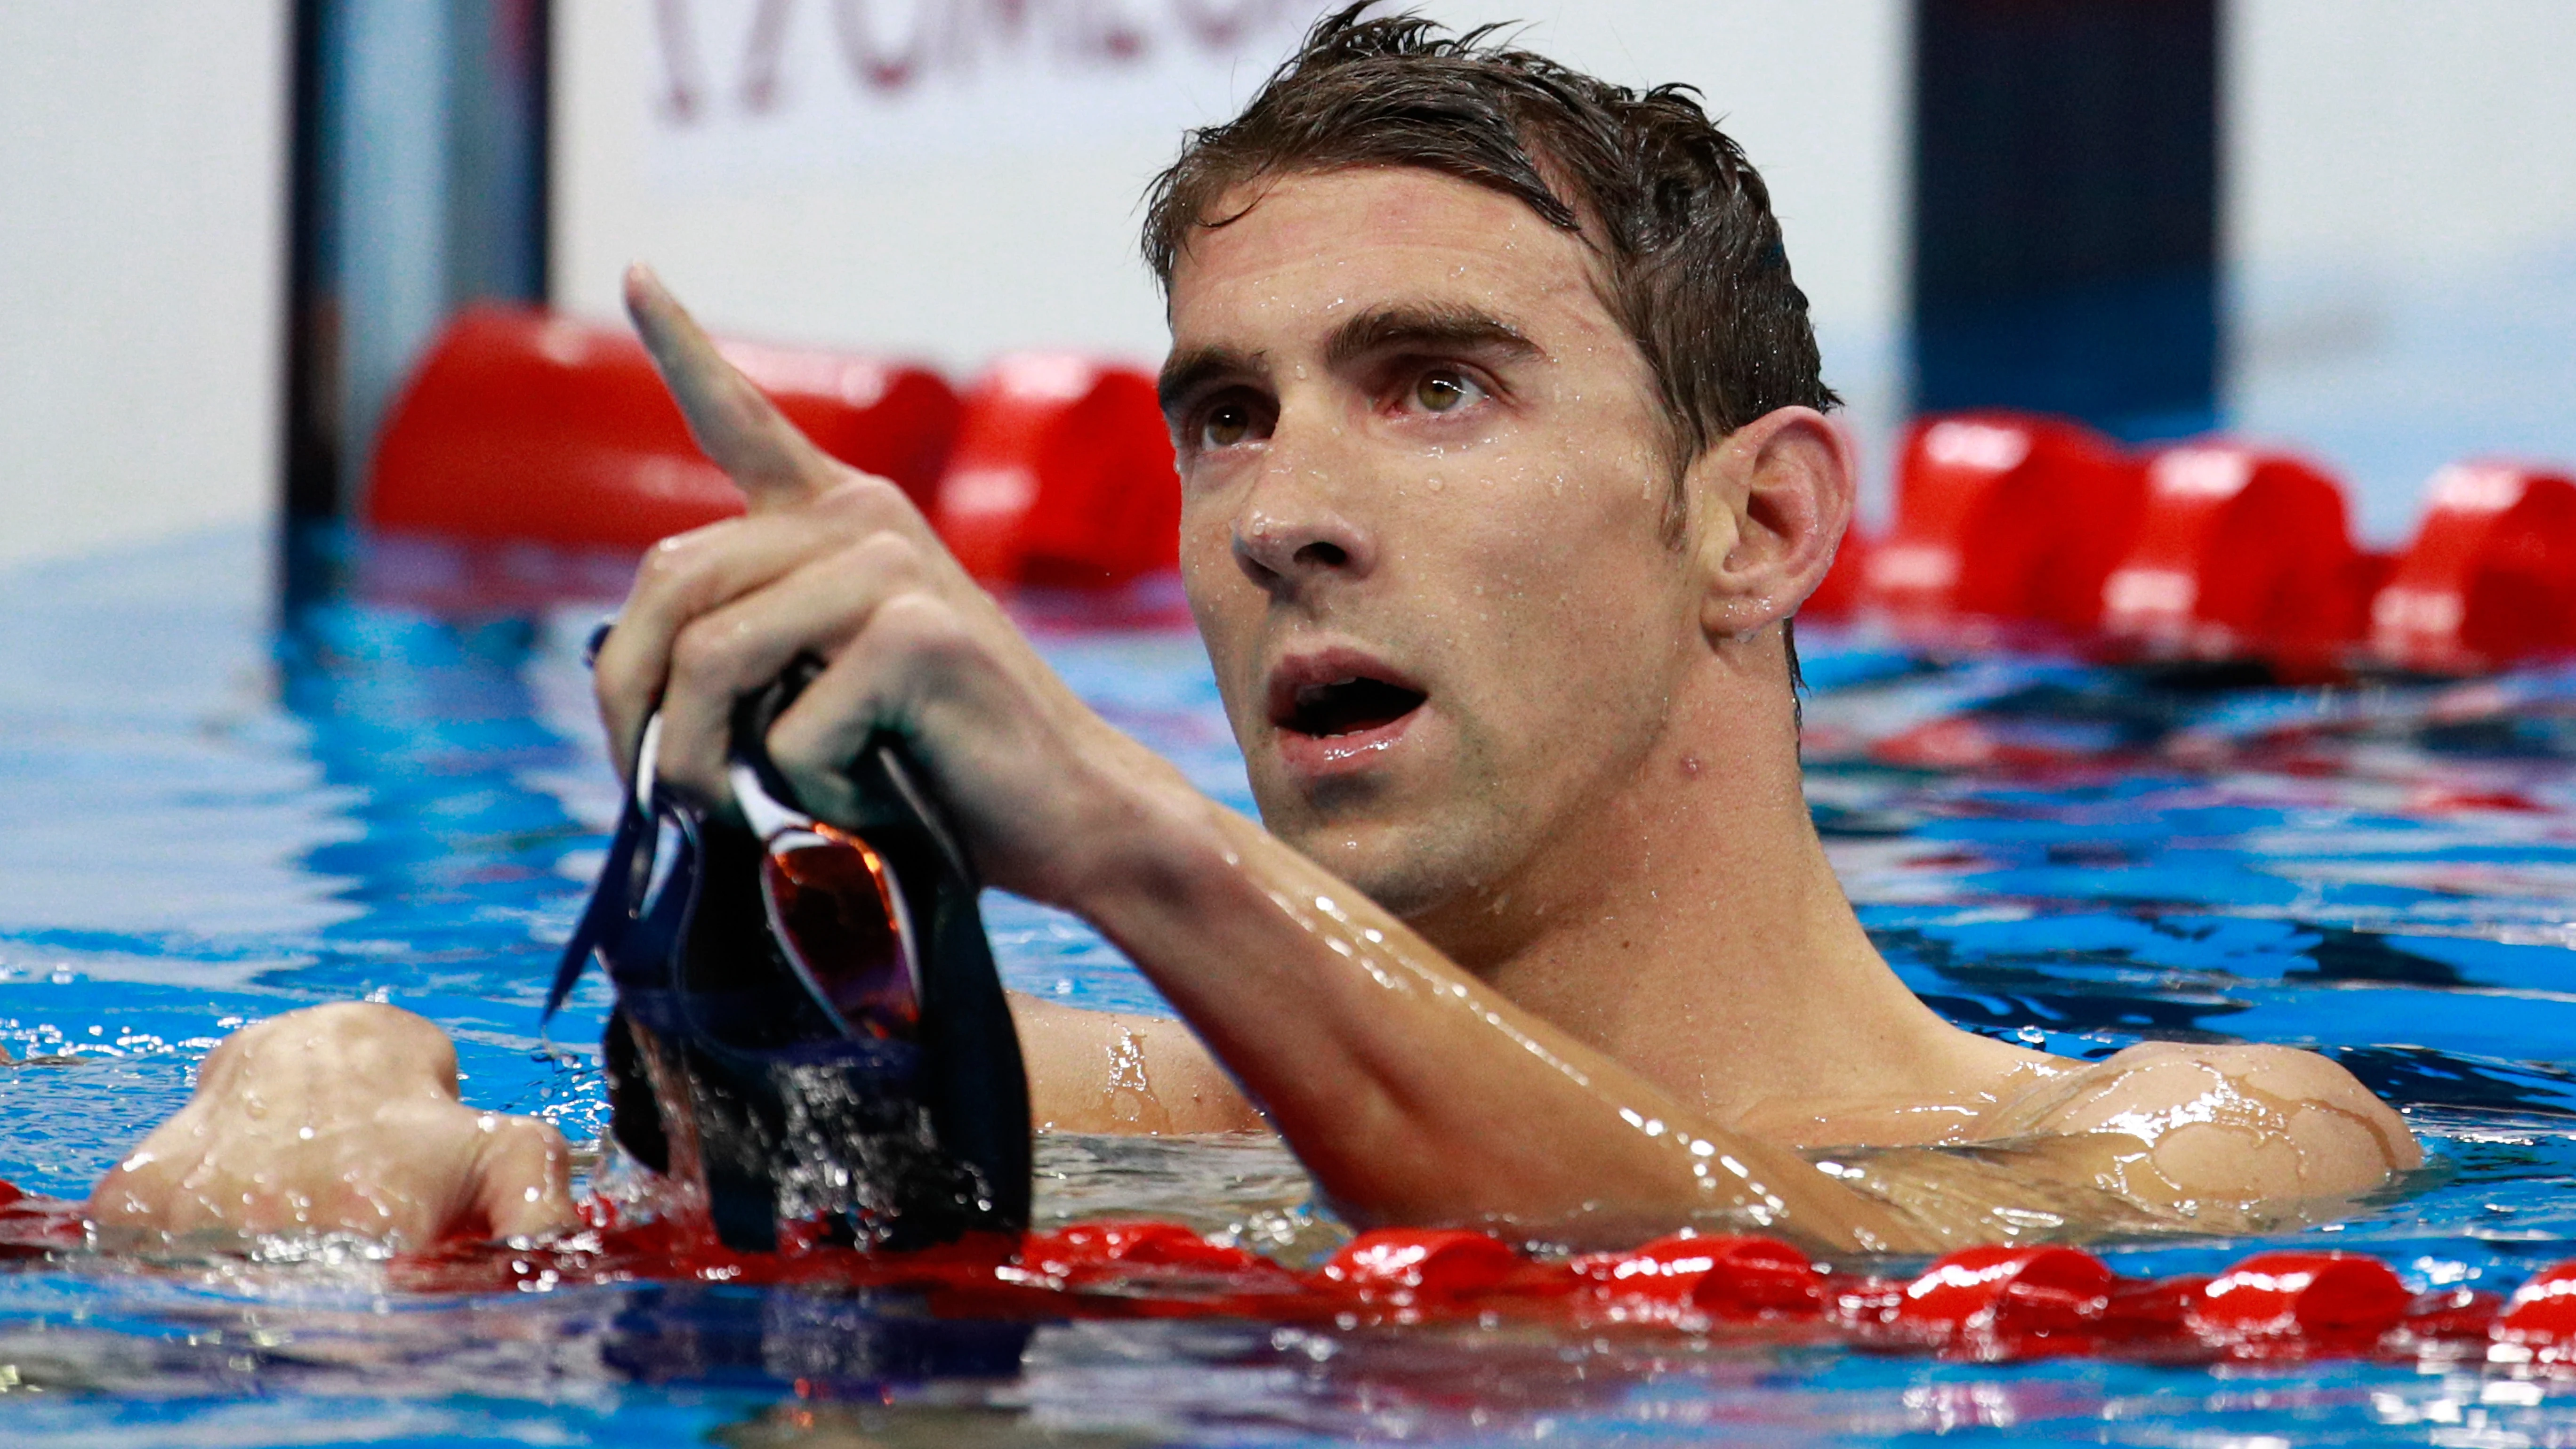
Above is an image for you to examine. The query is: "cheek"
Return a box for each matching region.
[1438,423,1668,559]
[1176,485,1229,562]
[1440,474,1677,635]
[1175,507,1261,707]
[1175,495,1239,610]
[1444,524,1687,751]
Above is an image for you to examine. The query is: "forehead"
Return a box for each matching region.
[1166,167,1620,349]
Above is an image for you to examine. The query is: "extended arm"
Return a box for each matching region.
[1067,794,1935,1248]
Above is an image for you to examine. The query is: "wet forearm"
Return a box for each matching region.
[1073,796,1927,1249]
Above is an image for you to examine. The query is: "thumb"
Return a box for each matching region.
[625,262,842,514]
[466,1115,579,1241]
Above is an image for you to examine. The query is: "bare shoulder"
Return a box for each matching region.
[1982,1040,2421,1211]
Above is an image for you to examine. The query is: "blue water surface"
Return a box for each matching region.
[6,527,2576,1443]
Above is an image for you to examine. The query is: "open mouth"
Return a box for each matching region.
[1277,675,1428,738]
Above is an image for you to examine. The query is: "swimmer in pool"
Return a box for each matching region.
[89,8,2417,1255]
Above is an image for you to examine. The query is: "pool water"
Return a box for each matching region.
[8,527,2576,1443]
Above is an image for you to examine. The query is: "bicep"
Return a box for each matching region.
[1006,992,1269,1135]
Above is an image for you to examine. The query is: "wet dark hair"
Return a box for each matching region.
[1142,3,1830,694]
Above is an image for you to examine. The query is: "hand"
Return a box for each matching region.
[591,266,1187,908]
[87,1003,576,1248]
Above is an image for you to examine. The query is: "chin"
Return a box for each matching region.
[1271,809,1505,924]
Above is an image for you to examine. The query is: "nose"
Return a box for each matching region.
[1230,449,1375,595]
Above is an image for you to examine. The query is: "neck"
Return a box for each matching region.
[1407,640,1965,1116]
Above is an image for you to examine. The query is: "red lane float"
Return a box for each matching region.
[933,353,1180,589]
[2497,1261,2576,1363]
[2099,443,2371,668]
[1895,1244,2115,1338]
[1570,1232,1825,1319]
[1865,414,2143,634]
[2191,1251,2412,1341]
[1320,1227,1525,1301]
[0,1186,85,1261]
[369,308,960,548]
[4,1171,2575,1366]
[1022,1219,1268,1275]
[1816,414,2576,679]
[2372,463,2576,672]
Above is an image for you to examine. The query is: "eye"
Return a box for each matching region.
[1409,369,1485,415]
[1198,398,1258,450]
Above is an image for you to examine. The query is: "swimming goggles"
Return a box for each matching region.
[544,645,1030,1252]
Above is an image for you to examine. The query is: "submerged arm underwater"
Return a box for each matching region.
[85,270,2418,1256]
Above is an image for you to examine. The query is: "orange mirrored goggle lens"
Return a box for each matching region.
[758,824,920,1040]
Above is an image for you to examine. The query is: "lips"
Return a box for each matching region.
[1264,649,1429,774]
[1281,675,1425,736]
[1267,652,1425,734]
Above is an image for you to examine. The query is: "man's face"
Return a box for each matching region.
[1163,166,1707,922]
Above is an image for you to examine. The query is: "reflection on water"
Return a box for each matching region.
[1033,1134,1338,1266]
[7,530,2576,1442]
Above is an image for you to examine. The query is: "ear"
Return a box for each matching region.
[1687,406,1856,641]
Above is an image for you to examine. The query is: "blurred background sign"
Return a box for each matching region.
[645,0,1327,180]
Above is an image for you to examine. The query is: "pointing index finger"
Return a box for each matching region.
[624,263,837,511]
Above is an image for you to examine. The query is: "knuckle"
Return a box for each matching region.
[773,741,835,793]
[288,1000,431,1046]
[665,619,740,687]
[846,529,925,578]
[593,641,652,710]
[635,537,689,587]
[877,592,973,659]
[503,1115,571,1159]
[819,472,919,526]
[635,523,722,588]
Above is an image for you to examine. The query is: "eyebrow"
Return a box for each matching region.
[1157,303,1545,419]
[1321,303,1542,373]
[1157,344,1262,419]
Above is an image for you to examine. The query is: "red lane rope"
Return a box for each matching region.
[12,1181,2564,1366]
[387,1217,2576,1365]
[368,312,2576,675]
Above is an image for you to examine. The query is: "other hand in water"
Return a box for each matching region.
[88,1004,576,1248]
[91,12,2416,1256]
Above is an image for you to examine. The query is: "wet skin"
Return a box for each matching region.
[89,168,2417,1255]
